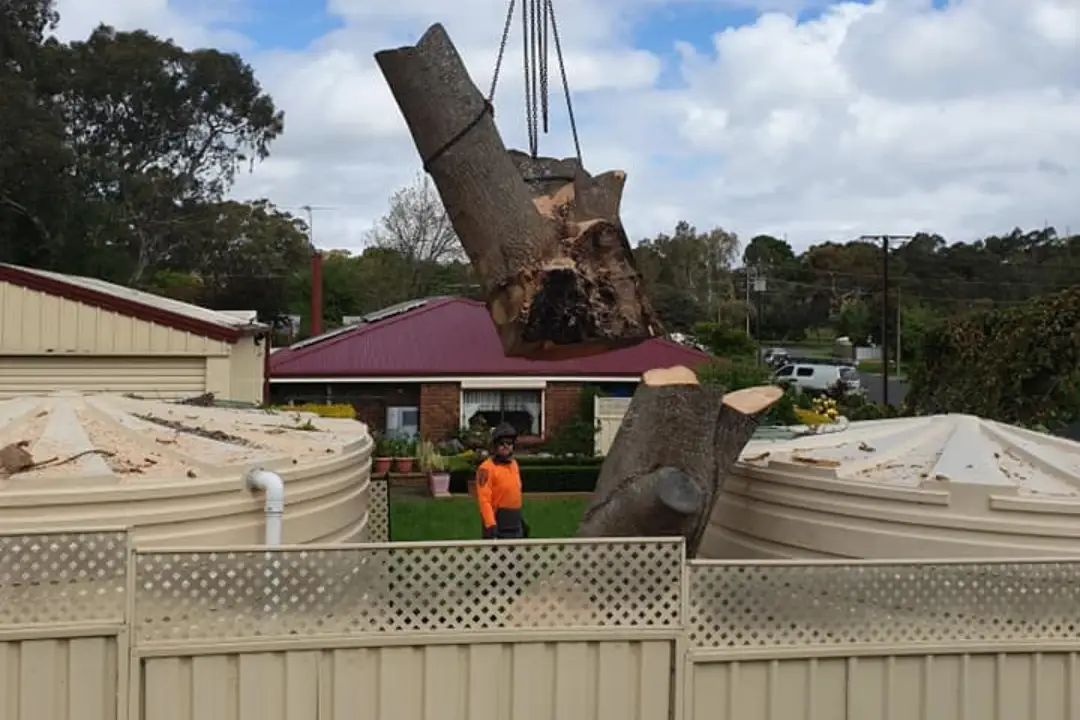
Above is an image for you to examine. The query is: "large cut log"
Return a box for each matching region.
[374,24,660,360]
[577,366,782,557]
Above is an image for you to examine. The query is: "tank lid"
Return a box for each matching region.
[739,414,1080,498]
[0,393,368,485]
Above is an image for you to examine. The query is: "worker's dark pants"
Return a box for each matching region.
[492,508,525,539]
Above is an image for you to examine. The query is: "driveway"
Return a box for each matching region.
[858,372,908,407]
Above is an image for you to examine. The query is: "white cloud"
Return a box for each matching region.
[53,0,1080,252]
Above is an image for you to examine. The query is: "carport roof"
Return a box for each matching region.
[0,263,265,343]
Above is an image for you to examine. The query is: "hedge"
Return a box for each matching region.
[905,287,1080,430]
[449,464,599,494]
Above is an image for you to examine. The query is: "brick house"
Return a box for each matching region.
[268,297,709,443]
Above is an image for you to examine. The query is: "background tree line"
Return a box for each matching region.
[5,0,1078,362]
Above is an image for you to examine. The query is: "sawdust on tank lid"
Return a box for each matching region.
[740,414,1080,496]
[0,393,367,483]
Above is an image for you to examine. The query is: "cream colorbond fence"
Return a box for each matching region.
[0,529,130,720]
[6,526,1080,720]
[686,559,1080,719]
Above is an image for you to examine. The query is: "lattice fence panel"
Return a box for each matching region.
[133,539,683,643]
[0,531,128,626]
[689,561,1080,650]
[366,478,389,543]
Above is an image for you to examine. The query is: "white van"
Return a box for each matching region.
[773,361,863,396]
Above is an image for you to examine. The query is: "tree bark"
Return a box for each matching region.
[576,366,782,557]
[374,24,660,360]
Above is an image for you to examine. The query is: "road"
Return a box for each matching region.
[858,372,908,407]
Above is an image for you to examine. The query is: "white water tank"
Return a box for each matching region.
[702,414,1080,559]
[0,393,373,545]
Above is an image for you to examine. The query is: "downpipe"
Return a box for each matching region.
[244,467,286,614]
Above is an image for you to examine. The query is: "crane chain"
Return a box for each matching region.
[487,0,582,164]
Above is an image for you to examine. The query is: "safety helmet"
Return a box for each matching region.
[492,422,518,445]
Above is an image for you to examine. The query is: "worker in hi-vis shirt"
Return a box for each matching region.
[475,423,528,539]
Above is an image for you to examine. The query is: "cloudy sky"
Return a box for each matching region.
[55,0,1080,253]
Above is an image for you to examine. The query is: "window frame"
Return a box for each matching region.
[459,387,546,438]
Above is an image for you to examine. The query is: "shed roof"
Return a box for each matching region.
[0,264,265,343]
[270,297,711,378]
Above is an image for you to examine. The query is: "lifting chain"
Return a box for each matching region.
[488,0,582,164]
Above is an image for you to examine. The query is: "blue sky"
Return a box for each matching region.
[221,0,342,50]
[133,0,1076,248]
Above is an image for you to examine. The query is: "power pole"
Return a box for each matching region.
[753,268,767,358]
[896,285,902,371]
[744,268,751,336]
[859,234,912,406]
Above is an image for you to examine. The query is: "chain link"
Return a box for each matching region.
[487,0,516,103]
[487,0,582,164]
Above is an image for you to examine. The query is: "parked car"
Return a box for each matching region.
[762,347,790,368]
[773,360,863,396]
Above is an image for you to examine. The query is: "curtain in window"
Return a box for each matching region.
[461,390,502,428]
[502,390,542,434]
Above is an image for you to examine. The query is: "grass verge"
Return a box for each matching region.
[390,496,589,542]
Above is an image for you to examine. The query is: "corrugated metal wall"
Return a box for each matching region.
[141,642,672,720]
[0,637,119,720]
[0,357,207,399]
[0,281,229,356]
[689,653,1080,720]
[0,280,269,402]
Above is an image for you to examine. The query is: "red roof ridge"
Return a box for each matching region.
[275,296,460,368]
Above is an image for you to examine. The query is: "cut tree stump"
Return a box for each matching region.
[374,24,660,360]
[576,366,782,557]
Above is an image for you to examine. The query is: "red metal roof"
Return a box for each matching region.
[271,297,710,377]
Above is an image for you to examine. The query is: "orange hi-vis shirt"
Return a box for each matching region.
[475,457,523,528]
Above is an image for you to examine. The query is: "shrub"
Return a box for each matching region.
[449,464,599,494]
[272,402,356,419]
[697,357,772,390]
[906,287,1080,430]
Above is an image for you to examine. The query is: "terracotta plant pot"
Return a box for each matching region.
[393,457,415,473]
[372,457,392,474]
[428,471,451,497]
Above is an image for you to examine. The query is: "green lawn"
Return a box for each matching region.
[390,496,589,542]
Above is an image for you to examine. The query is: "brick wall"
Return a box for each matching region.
[420,382,461,440]
[544,382,584,437]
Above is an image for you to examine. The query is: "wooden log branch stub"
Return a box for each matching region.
[375,24,660,360]
[577,365,783,556]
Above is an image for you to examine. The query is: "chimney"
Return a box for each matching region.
[311,251,323,336]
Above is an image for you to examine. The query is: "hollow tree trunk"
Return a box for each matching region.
[374,24,660,360]
[576,366,782,557]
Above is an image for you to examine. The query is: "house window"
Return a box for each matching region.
[386,406,419,439]
[461,389,543,436]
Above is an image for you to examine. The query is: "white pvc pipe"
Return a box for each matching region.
[244,467,285,546]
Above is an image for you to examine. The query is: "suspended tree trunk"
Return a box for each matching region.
[374,24,660,360]
[577,366,782,557]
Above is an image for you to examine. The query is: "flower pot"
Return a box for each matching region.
[372,457,392,474]
[393,457,415,473]
[428,471,451,497]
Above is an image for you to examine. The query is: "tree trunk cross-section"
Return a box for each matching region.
[374,24,661,360]
[577,366,782,557]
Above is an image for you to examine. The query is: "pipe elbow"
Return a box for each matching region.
[245,467,285,512]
